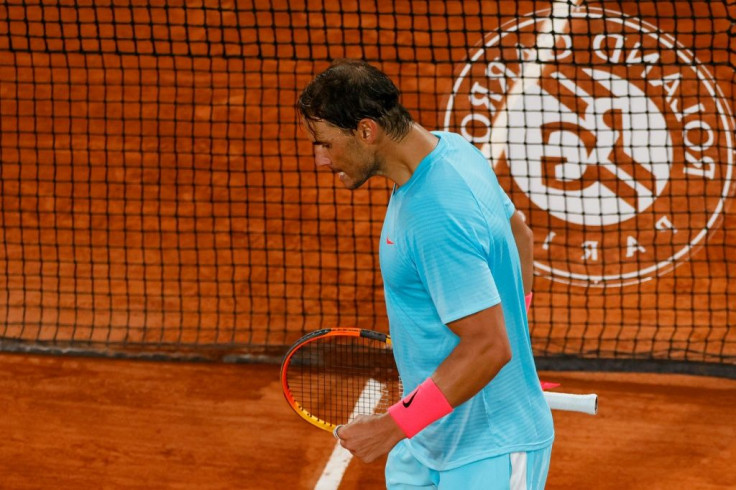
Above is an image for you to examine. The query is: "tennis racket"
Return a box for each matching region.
[280,328,598,433]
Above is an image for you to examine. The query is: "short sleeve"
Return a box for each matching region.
[501,188,516,219]
[406,189,501,325]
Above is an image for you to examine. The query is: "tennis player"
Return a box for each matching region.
[297,59,553,489]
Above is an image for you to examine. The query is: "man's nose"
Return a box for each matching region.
[314,146,332,168]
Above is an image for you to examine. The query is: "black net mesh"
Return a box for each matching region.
[0,1,734,375]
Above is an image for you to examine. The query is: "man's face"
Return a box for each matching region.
[305,119,378,190]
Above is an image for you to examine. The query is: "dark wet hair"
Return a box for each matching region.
[297,59,413,140]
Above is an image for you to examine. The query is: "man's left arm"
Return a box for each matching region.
[335,303,511,462]
[427,303,510,406]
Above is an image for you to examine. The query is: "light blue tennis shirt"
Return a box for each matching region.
[380,131,554,470]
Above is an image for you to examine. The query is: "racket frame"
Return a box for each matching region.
[281,327,598,433]
[280,327,392,432]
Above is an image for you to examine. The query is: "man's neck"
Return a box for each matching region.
[380,124,439,187]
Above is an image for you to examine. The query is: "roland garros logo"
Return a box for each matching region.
[444,8,735,287]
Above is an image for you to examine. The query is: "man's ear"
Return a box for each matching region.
[356,118,379,144]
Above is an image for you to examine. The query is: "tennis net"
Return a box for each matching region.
[0,1,734,375]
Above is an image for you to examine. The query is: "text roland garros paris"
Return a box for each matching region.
[444,7,735,287]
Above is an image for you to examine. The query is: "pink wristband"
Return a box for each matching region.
[525,292,533,311]
[387,378,453,439]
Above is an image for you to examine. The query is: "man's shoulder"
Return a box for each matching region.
[406,163,475,212]
[430,130,481,155]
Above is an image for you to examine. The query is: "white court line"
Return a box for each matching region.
[314,378,384,490]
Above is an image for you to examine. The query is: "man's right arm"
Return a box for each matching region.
[509,210,534,295]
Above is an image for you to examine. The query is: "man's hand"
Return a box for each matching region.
[335,413,405,463]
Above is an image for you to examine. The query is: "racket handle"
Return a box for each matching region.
[543,392,598,415]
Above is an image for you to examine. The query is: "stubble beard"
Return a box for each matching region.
[344,156,381,190]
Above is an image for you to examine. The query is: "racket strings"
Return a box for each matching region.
[286,336,402,426]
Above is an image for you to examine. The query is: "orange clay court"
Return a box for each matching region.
[0,1,734,489]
